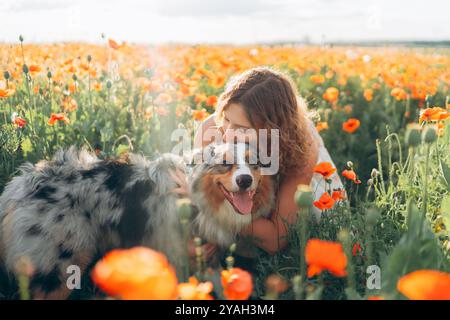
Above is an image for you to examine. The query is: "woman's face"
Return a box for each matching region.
[221,103,254,143]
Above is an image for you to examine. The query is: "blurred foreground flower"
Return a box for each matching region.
[178,276,214,300]
[91,247,178,300]
[305,239,347,278]
[397,270,450,300]
[221,267,253,300]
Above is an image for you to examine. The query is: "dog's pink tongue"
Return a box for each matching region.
[232,191,253,215]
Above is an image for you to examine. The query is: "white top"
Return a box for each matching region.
[308,119,345,220]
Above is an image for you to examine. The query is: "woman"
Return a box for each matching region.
[181,66,342,257]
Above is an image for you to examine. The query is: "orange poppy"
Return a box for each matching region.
[363,88,373,101]
[12,116,26,128]
[310,74,325,84]
[108,39,121,50]
[178,276,214,300]
[314,162,336,179]
[305,239,347,278]
[342,169,361,184]
[221,268,253,300]
[390,87,408,101]
[91,247,178,300]
[93,82,102,91]
[0,88,15,98]
[316,121,329,132]
[342,118,360,133]
[419,107,449,123]
[397,270,450,300]
[63,97,78,112]
[48,113,70,125]
[194,93,207,104]
[313,192,335,210]
[331,189,346,201]
[192,108,209,122]
[206,95,218,107]
[323,87,339,103]
[28,64,41,73]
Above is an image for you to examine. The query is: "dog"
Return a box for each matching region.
[0,142,275,299]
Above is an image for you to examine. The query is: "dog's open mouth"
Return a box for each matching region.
[219,183,256,215]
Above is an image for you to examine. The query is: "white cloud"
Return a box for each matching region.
[0,0,448,43]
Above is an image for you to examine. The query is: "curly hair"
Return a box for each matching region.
[215,66,314,177]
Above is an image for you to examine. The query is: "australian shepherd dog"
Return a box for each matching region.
[0,142,275,299]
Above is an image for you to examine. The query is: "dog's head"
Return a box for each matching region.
[188,142,275,245]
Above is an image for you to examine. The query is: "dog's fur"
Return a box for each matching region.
[0,143,275,299]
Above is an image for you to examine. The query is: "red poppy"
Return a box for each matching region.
[313,192,335,210]
[314,162,337,179]
[305,239,347,278]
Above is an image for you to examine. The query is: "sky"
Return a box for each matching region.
[0,0,448,44]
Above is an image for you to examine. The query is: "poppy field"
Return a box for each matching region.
[0,37,450,300]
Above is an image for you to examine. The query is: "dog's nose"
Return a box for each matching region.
[236,174,253,190]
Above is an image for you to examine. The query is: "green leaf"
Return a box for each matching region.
[441,195,450,236]
[440,160,450,191]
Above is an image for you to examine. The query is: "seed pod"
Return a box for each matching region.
[405,124,421,147]
[176,198,192,221]
[4,71,10,80]
[22,64,29,74]
[422,125,438,144]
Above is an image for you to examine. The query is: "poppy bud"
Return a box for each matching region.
[4,71,10,80]
[367,179,373,186]
[19,35,24,42]
[347,161,354,169]
[422,125,437,144]
[22,64,29,74]
[72,74,77,81]
[47,71,52,79]
[225,256,234,269]
[295,184,313,209]
[337,229,350,244]
[176,198,192,222]
[370,168,379,178]
[87,55,92,62]
[229,243,236,254]
[106,80,112,89]
[405,124,421,147]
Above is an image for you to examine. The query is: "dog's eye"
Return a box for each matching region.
[221,161,233,169]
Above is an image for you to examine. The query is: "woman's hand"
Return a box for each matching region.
[169,168,189,197]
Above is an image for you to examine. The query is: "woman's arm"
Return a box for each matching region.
[241,139,319,255]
